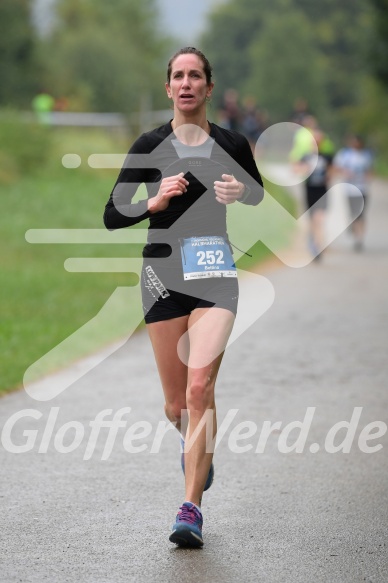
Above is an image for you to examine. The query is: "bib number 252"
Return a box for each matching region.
[180,236,237,280]
[197,250,224,266]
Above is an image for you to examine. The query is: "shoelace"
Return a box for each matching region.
[177,504,202,525]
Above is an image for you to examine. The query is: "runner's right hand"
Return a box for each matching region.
[148,173,189,213]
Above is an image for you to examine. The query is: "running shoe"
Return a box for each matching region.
[169,502,204,547]
[180,438,214,491]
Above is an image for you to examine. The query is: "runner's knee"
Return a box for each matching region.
[186,377,214,411]
[164,401,186,423]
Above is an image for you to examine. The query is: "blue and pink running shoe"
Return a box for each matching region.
[180,438,214,491]
[169,502,204,547]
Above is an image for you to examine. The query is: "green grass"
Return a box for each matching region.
[232,177,297,271]
[1,128,296,395]
[374,156,388,178]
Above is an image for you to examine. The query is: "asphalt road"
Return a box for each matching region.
[1,179,387,583]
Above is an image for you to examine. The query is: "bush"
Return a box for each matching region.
[0,110,53,182]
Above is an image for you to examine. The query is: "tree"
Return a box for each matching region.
[41,0,171,112]
[369,0,388,86]
[201,0,270,105]
[201,0,373,125]
[245,10,326,121]
[0,0,41,107]
[343,0,388,154]
[293,0,372,109]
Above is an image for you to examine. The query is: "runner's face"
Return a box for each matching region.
[166,54,213,113]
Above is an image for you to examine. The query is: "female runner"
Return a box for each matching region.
[104,47,263,547]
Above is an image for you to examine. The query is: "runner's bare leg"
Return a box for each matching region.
[183,307,235,505]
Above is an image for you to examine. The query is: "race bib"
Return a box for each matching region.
[180,236,237,280]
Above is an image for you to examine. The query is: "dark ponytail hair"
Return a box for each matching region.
[167,47,213,85]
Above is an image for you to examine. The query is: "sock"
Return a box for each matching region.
[184,501,201,513]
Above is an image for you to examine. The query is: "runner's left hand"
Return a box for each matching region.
[214,174,245,205]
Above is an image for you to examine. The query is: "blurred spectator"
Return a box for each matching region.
[54,96,69,112]
[217,108,232,130]
[219,88,241,131]
[332,135,374,251]
[289,115,319,162]
[289,98,311,125]
[290,115,335,162]
[240,95,268,154]
[31,91,55,124]
[294,129,334,261]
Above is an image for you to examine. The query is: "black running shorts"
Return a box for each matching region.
[306,185,328,214]
[141,260,239,323]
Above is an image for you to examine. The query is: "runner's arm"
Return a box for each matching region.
[103,134,156,230]
[232,134,264,206]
